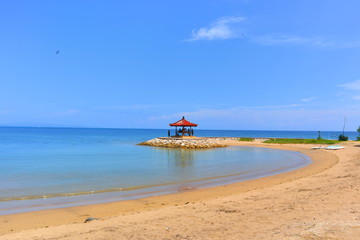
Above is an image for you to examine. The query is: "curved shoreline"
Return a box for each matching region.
[0,145,309,205]
[0,141,340,236]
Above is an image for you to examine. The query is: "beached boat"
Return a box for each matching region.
[312,146,344,150]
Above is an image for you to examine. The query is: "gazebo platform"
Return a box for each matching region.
[167,136,199,139]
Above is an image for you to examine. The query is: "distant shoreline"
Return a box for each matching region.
[0,127,358,140]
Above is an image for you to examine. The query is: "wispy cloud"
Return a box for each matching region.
[149,103,305,122]
[315,40,360,49]
[149,103,360,130]
[300,97,316,103]
[253,35,360,49]
[188,16,245,41]
[338,79,360,101]
[188,17,360,49]
[253,35,317,46]
[338,79,360,91]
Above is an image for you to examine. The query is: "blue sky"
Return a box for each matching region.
[1,0,360,131]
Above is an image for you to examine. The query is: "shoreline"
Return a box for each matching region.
[0,140,343,237]
[0,145,311,216]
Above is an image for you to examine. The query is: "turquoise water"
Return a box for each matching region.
[0,127,348,214]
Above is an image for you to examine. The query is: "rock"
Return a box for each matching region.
[138,137,228,149]
[84,217,99,223]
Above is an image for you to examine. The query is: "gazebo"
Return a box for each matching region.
[169,116,198,137]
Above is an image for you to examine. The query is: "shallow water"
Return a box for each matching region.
[0,127,333,214]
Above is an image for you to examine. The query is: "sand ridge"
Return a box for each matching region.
[1,141,359,239]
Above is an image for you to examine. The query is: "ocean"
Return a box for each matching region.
[0,127,357,214]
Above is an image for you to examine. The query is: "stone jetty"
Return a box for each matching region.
[138,137,230,149]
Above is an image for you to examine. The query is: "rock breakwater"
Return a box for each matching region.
[138,137,228,149]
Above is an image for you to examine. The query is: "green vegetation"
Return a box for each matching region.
[238,137,254,142]
[338,134,348,141]
[357,126,360,141]
[263,138,338,144]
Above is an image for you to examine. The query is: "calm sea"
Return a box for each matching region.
[0,127,356,214]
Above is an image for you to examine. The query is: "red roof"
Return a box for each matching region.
[169,117,198,127]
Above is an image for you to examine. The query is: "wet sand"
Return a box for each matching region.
[1,141,359,239]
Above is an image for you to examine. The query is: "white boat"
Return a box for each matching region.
[325,145,345,150]
[311,146,327,149]
[312,145,345,150]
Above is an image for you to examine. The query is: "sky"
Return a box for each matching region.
[1,0,360,131]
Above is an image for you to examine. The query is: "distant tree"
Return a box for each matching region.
[357,126,360,141]
[317,130,322,140]
[338,117,348,141]
[338,134,348,141]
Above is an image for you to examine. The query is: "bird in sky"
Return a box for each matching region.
[56,50,60,54]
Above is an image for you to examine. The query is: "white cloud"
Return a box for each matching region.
[338,79,360,91]
[149,104,360,131]
[189,17,245,41]
[316,40,360,49]
[188,17,360,49]
[253,35,315,46]
[338,80,360,101]
[149,104,303,122]
[252,35,360,49]
[300,97,316,103]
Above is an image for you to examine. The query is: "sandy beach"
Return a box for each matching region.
[1,140,359,240]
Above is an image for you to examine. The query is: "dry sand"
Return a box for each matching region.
[1,141,359,240]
